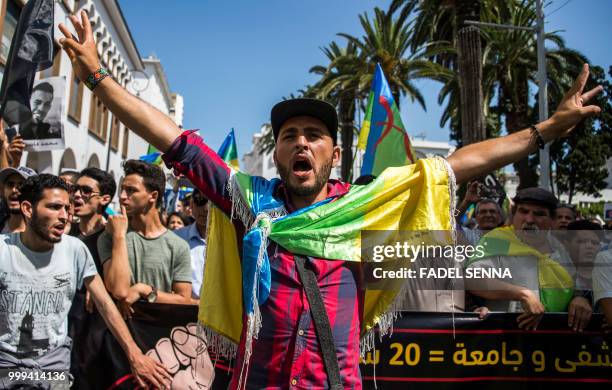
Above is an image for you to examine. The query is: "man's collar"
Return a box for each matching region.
[188,222,205,241]
[275,179,350,213]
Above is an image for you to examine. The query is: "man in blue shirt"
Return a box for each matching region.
[175,188,208,298]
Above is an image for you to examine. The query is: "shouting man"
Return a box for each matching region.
[59,10,602,388]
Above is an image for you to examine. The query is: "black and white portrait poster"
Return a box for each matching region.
[18,76,65,151]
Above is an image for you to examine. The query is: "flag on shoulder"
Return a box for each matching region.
[357,63,416,176]
[199,129,243,348]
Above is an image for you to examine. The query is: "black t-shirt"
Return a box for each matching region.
[0,199,8,232]
[79,228,105,277]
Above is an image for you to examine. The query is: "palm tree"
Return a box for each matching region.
[480,0,588,188]
[316,5,449,180]
[338,6,449,109]
[393,0,589,188]
[309,41,368,181]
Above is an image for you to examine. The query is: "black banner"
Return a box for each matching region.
[75,304,610,389]
[360,312,611,389]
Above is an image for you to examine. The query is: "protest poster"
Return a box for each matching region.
[74,304,609,389]
[17,76,65,152]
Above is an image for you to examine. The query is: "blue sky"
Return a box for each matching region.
[119,0,612,160]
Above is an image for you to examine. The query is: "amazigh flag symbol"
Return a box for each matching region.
[217,128,239,169]
[357,63,416,176]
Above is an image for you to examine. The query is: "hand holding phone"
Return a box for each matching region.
[4,127,17,142]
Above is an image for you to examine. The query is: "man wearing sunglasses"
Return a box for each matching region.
[0,166,37,234]
[68,168,117,387]
[175,188,208,298]
[72,168,116,276]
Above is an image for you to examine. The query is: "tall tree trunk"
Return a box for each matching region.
[456,0,485,146]
[504,73,539,189]
[339,97,355,182]
[390,84,401,110]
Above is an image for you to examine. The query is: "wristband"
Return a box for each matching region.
[529,124,545,150]
[84,68,110,91]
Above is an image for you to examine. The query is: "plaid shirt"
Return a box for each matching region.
[163,131,363,389]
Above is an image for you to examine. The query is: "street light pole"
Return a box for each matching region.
[466,0,550,190]
[535,0,550,190]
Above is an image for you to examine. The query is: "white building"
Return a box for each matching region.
[503,159,612,205]
[242,126,455,180]
[0,0,182,185]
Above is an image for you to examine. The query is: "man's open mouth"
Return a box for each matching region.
[51,224,65,235]
[292,156,313,178]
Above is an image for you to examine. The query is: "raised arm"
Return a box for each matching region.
[100,206,131,300]
[59,11,180,152]
[448,64,602,184]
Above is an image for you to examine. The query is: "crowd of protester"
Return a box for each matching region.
[1,150,611,387]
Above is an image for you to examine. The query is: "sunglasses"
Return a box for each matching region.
[72,184,100,198]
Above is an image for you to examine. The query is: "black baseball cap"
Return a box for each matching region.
[270,98,338,144]
[512,187,559,211]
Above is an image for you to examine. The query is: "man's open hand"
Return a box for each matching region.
[547,64,603,138]
[58,10,101,82]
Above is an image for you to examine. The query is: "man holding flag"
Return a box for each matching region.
[59,10,602,389]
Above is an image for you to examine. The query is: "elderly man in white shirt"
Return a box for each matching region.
[175,189,208,298]
[467,188,592,332]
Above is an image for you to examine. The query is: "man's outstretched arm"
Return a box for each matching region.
[448,63,602,184]
[59,11,180,152]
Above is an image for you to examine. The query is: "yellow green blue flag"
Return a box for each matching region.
[199,130,243,348]
[217,128,239,169]
[358,63,416,176]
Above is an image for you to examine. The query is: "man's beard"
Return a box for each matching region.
[277,160,332,198]
[30,210,62,244]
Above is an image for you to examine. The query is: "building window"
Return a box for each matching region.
[88,94,108,141]
[122,128,129,158]
[0,0,21,66]
[110,116,120,151]
[38,45,61,78]
[68,72,83,122]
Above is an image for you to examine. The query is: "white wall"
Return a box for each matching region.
[19,0,170,189]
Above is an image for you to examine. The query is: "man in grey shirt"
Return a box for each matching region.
[98,160,194,318]
[0,174,170,388]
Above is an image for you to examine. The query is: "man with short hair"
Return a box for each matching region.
[97,160,194,315]
[566,220,603,300]
[60,11,603,387]
[474,199,504,231]
[0,174,170,388]
[468,188,592,332]
[68,168,117,387]
[19,82,59,140]
[175,188,208,298]
[0,166,36,234]
[59,170,80,187]
[554,204,577,230]
[73,167,116,272]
